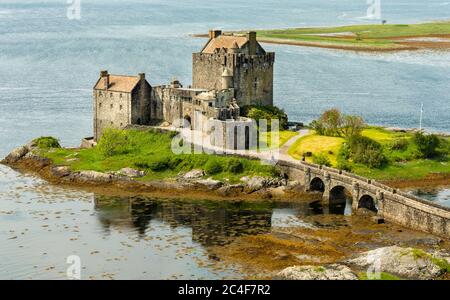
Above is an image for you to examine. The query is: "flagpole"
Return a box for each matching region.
[419,103,424,131]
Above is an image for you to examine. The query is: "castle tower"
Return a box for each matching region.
[221,68,233,90]
[192,30,275,107]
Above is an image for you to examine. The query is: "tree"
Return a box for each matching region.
[311,108,343,137]
[342,115,366,138]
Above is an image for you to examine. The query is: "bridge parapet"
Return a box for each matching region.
[276,158,449,238]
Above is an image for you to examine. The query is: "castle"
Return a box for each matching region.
[92,30,275,148]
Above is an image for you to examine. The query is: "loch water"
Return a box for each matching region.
[0,0,449,279]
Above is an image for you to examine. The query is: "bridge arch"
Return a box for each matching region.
[310,177,325,192]
[358,194,378,213]
[329,185,352,215]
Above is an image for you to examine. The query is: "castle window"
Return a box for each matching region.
[120,123,123,127]
[110,121,113,125]
[110,104,113,109]
[99,103,102,108]
[119,105,123,110]
[253,77,258,89]
[99,91,103,96]
[120,93,122,98]
[209,102,212,107]
[110,93,113,98]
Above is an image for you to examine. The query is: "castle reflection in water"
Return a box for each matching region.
[93,195,350,247]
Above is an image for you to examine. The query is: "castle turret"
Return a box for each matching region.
[221,68,233,90]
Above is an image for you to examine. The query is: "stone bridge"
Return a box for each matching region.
[275,159,450,238]
[130,126,450,238]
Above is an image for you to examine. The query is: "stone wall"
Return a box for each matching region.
[93,81,151,141]
[192,52,274,107]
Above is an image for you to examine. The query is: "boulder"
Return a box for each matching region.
[72,171,113,183]
[278,264,357,280]
[51,166,71,178]
[241,176,267,192]
[194,178,223,190]
[117,167,145,178]
[345,246,448,280]
[217,184,244,197]
[183,169,204,179]
[241,176,286,192]
[3,145,29,164]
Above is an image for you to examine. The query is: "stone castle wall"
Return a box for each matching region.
[93,82,151,141]
[192,52,274,107]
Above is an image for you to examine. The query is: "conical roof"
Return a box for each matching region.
[222,68,233,77]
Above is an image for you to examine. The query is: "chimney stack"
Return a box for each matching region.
[246,31,257,55]
[100,70,109,89]
[138,73,145,81]
[208,29,222,39]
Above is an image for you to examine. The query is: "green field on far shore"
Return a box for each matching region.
[254,22,450,50]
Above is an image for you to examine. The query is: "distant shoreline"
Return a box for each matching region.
[192,21,450,52]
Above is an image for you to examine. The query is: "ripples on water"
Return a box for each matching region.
[0,165,357,279]
[1,0,450,279]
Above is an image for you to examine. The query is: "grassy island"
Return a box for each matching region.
[246,22,450,51]
[36,129,278,183]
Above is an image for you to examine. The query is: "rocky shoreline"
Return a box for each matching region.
[1,143,313,202]
[276,246,450,280]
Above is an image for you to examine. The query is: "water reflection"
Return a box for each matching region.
[94,195,352,247]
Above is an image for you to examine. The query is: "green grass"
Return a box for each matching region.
[38,129,278,183]
[288,132,345,165]
[411,248,450,273]
[261,130,298,149]
[288,127,450,181]
[254,22,450,50]
[358,272,401,280]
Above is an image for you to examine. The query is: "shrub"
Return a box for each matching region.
[312,154,331,167]
[390,138,409,151]
[204,159,223,175]
[228,159,244,174]
[33,136,60,149]
[97,128,130,157]
[348,136,386,168]
[148,158,169,172]
[413,132,440,158]
[337,159,352,172]
[241,105,288,130]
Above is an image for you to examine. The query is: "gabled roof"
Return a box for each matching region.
[94,75,141,92]
[202,35,248,54]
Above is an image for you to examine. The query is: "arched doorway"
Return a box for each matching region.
[329,186,352,215]
[310,177,325,193]
[358,195,378,213]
